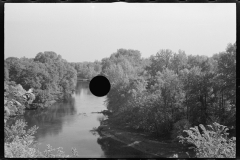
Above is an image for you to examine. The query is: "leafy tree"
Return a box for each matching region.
[146,49,173,77]
[213,43,236,128]
[5,51,77,108]
[149,69,185,135]
[104,42,235,143]
[170,50,188,74]
[5,57,26,84]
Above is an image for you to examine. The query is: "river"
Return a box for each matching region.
[21,81,152,158]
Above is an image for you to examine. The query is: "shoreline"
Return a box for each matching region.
[97,119,195,158]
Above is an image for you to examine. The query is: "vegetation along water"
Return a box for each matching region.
[4,43,236,158]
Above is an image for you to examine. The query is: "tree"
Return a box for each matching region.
[151,68,185,134]
[5,51,78,108]
[5,57,26,83]
[214,43,236,127]
[146,49,173,77]
[170,50,188,74]
[34,51,60,63]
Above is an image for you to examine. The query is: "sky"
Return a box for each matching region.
[5,3,236,62]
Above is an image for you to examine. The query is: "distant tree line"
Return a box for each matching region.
[70,61,102,80]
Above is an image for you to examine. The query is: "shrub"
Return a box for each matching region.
[4,83,26,116]
[5,136,39,158]
[33,90,51,104]
[4,119,79,158]
[4,119,38,143]
[4,119,39,157]
[5,140,79,158]
[40,144,79,158]
[178,122,236,158]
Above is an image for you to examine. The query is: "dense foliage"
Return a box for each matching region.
[4,43,235,158]
[178,122,236,158]
[70,60,102,80]
[4,52,79,158]
[4,83,79,158]
[102,43,236,140]
[4,119,79,158]
[4,81,35,123]
[5,51,77,108]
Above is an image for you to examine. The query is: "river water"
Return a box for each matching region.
[21,81,152,158]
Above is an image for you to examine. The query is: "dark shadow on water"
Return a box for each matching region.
[90,128,161,158]
[97,137,160,158]
[21,96,77,139]
[8,81,162,158]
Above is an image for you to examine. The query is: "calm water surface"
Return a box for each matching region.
[22,81,153,158]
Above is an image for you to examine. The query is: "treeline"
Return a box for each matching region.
[4,43,236,158]
[5,51,77,109]
[70,61,102,80]
[4,44,236,138]
[102,43,236,139]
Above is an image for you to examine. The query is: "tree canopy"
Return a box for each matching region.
[102,42,236,138]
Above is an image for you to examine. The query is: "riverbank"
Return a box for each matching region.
[97,119,195,158]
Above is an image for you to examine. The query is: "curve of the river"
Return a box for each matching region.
[21,81,150,158]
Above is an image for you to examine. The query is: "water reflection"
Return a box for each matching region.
[23,97,76,139]
[90,128,157,158]
[20,81,152,157]
[74,81,92,95]
[21,82,107,156]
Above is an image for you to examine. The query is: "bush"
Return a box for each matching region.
[33,90,51,104]
[171,119,191,142]
[178,122,236,158]
[4,82,37,116]
[5,139,79,158]
[4,119,79,158]
[4,119,38,143]
[4,119,39,157]
[40,144,79,158]
[5,136,39,158]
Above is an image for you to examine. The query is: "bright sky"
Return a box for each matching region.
[5,3,236,62]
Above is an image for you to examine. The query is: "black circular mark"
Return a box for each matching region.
[89,75,111,97]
